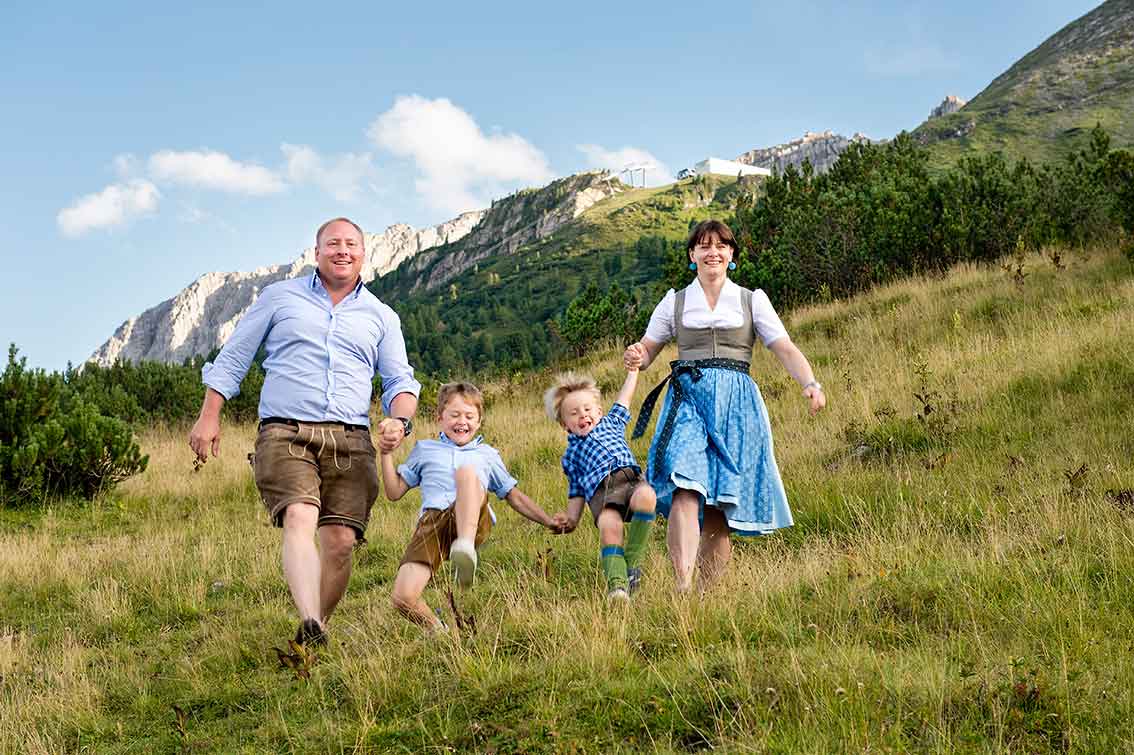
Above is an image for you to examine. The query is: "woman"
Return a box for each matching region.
[624,219,825,591]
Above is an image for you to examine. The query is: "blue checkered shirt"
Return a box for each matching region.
[560,403,641,501]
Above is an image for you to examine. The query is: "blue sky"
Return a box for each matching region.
[1,0,1100,370]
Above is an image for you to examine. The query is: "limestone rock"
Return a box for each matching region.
[735,130,872,175]
[88,211,484,366]
[393,171,623,294]
[929,95,967,119]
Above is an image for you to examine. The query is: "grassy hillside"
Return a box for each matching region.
[370,175,757,375]
[3,242,1133,752]
[916,0,1134,168]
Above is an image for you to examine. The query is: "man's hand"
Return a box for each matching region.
[623,342,647,371]
[376,417,407,454]
[188,414,221,463]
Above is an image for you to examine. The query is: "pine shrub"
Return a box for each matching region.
[1,346,148,504]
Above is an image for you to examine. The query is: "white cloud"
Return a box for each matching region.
[367,95,554,215]
[577,144,674,186]
[112,153,141,178]
[281,143,374,202]
[148,149,285,195]
[57,180,160,238]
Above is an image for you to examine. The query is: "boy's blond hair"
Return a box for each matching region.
[436,381,485,419]
[544,373,602,424]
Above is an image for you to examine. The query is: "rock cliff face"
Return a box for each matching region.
[928,94,967,119]
[734,130,872,175]
[90,171,622,366]
[88,212,484,366]
[390,171,623,294]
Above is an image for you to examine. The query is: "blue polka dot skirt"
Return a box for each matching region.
[646,367,793,535]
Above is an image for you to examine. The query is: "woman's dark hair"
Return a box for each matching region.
[686,219,739,255]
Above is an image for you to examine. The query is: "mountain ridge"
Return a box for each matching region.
[88,212,484,367]
[914,0,1134,165]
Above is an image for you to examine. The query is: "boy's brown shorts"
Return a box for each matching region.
[252,421,379,539]
[587,467,645,524]
[400,499,493,573]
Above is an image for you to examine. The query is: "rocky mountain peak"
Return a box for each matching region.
[88,211,485,367]
[89,171,623,367]
[386,171,624,294]
[929,95,967,119]
[735,130,872,175]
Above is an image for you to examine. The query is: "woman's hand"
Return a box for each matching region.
[803,383,826,415]
[624,342,647,370]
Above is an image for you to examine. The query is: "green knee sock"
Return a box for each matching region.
[624,511,656,569]
[601,545,628,591]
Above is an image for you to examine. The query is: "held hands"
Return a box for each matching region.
[550,511,578,534]
[376,417,407,454]
[803,384,827,416]
[188,414,221,464]
[623,342,647,371]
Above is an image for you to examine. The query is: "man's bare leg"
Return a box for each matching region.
[281,503,322,625]
[318,523,356,623]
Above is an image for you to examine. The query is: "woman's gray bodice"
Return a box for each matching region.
[674,286,756,362]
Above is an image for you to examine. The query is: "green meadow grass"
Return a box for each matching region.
[2,244,1132,753]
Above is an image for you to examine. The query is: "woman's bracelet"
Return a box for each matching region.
[802,380,822,394]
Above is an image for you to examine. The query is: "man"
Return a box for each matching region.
[189,217,419,645]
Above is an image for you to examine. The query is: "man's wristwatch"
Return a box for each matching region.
[802,380,822,394]
[394,416,414,437]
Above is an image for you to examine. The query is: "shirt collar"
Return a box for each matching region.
[310,271,364,299]
[689,276,739,307]
[438,431,484,449]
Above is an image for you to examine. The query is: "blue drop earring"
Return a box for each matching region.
[689,262,697,271]
[728,261,737,271]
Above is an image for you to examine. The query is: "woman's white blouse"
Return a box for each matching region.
[644,278,788,347]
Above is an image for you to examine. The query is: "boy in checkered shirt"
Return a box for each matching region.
[545,366,656,601]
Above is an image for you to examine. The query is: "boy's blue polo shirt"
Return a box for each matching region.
[398,432,517,523]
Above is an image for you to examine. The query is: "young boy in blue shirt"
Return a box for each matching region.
[382,381,565,630]
[545,367,657,601]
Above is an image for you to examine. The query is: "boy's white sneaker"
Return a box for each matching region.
[607,587,630,603]
[450,538,478,587]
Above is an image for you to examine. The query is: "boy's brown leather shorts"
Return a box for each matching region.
[586,467,645,524]
[400,499,493,573]
[252,421,379,539]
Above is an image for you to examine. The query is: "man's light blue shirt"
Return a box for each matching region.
[397,433,518,523]
[202,272,421,425]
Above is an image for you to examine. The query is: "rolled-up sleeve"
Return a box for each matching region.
[202,288,275,399]
[375,308,422,416]
[396,445,423,488]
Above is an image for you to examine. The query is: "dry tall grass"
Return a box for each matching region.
[1,245,1132,752]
